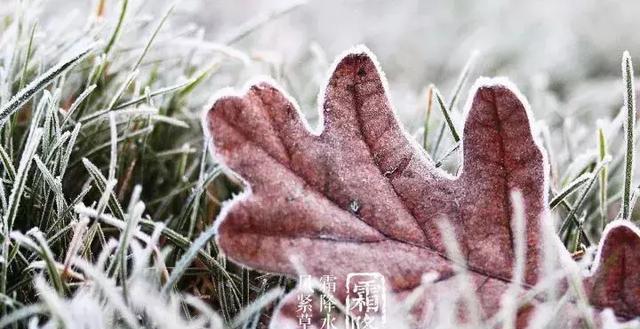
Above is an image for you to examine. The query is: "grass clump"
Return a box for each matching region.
[0,1,283,327]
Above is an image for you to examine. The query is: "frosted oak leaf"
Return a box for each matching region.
[203,46,640,327]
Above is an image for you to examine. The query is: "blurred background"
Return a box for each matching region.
[35,0,635,112]
[18,1,628,110]
[28,0,634,150]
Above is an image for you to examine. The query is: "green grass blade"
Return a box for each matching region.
[30,231,66,294]
[60,84,96,127]
[81,158,125,220]
[108,113,118,181]
[423,85,434,149]
[435,142,460,168]
[18,23,37,90]
[104,0,129,55]
[75,79,195,126]
[622,51,636,220]
[58,123,81,178]
[597,124,609,230]
[106,70,138,113]
[550,173,592,210]
[560,155,611,234]
[433,88,460,143]
[113,202,144,301]
[0,143,16,180]
[431,52,477,156]
[132,3,175,71]
[0,45,93,126]
[3,128,43,231]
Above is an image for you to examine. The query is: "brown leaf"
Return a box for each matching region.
[204,46,549,325]
[586,220,640,319]
[203,47,639,327]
